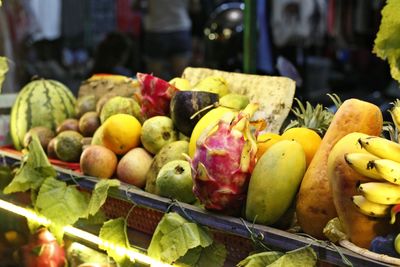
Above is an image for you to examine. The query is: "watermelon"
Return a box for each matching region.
[10,79,76,150]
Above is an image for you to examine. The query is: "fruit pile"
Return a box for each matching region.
[9,69,400,263]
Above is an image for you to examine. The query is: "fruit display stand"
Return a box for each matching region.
[0,149,393,267]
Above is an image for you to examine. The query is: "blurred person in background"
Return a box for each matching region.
[134,0,193,80]
[90,31,134,77]
[27,0,63,66]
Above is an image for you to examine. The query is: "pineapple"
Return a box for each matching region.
[283,94,341,136]
[385,99,400,142]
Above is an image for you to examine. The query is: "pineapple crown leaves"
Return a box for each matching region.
[283,94,342,136]
[382,121,398,142]
[389,99,400,130]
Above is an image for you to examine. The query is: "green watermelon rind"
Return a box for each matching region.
[10,79,76,150]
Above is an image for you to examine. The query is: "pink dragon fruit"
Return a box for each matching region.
[190,104,259,215]
[136,73,178,119]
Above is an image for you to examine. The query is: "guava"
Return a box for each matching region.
[156,160,196,203]
[140,116,178,154]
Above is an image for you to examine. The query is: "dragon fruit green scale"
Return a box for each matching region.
[190,104,259,214]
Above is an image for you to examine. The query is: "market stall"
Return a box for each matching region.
[1,0,400,266]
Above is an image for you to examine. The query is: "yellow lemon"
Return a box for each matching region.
[281,127,322,166]
[256,132,283,159]
[189,106,236,158]
[169,77,192,90]
[102,114,142,155]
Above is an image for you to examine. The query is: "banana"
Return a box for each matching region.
[370,159,400,185]
[358,182,400,205]
[358,136,400,163]
[344,153,383,180]
[351,195,391,218]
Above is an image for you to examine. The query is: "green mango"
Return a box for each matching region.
[245,140,306,225]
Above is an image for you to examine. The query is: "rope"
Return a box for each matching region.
[295,233,353,267]
[239,217,271,251]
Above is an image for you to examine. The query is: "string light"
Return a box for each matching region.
[0,199,173,267]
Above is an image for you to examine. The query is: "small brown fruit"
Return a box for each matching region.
[75,94,96,118]
[23,126,55,150]
[80,145,118,178]
[56,119,79,134]
[79,112,100,137]
[47,138,57,159]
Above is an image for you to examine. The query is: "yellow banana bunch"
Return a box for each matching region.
[358,136,400,163]
[358,182,400,205]
[344,152,382,180]
[351,195,391,218]
[369,159,400,185]
[346,135,400,222]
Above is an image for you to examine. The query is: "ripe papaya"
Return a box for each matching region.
[296,99,383,239]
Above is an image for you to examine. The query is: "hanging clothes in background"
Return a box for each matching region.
[28,0,62,43]
[61,0,87,48]
[61,0,89,76]
[270,0,326,47]
[326,0,385,47]
[116,0,141,38]
[256,0,274,74]
[86,0,117,48]
[0,3,17,93]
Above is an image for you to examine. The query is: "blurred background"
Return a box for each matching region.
[0,0,396,107]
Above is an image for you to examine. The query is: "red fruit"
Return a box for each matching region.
[21,228,66,267]
[190,104,259,215]
[135,73,178,119]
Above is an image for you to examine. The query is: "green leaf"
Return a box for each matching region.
[48,223,65,244]
[0,165,13,191]
[237,251,284,267]
[99,218,133,267]
[35,177,89,229]
[159,212,188,235]
[147,212,190,261]
[373,0,400,82]
[267,247,317,267]
[87,179,120,216]
[0,57,8,92]
[148,212,226,266]
[178,247,202,266]
[26,209,42,234]
[195,242,227,267]
[159,222,213,262]
[76,210,107,228]
[4,135,56,194]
